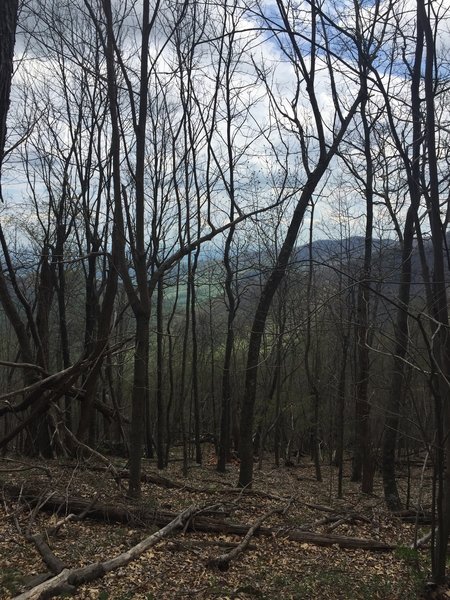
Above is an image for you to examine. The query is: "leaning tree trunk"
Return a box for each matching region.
[238,164,358,488]
[237,2,363,487]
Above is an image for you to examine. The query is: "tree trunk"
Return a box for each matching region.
[190,249,202,465]
[351,59,374,493]
[155,276,165,469]
[0,0,18,183]
[304,205,321,482]
[336,334,349,498]
[418,0,450,581]
[77,248,99,442]
[237,12,363,483]
[128,312,150,498]
[217,225,236,473]
[381,6,424,512]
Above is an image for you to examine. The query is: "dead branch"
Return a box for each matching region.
[304,502,337,513]
[22,494,100,579]
[393,509,432,524]
[49,493,99,535]
[0,360,87,406]
[326,514,371,533]
[78,464,291,501]
[0,360,46,373]
[0,458,51,478]
[207,506,283,571]
[412,529,433,549]
[13,504,201,600]
[58,425,125,490]
[27,532,66,574]
[0,372,82,450]
[166,539,257,552]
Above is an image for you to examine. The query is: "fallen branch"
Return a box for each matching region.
[0,466,50,476]
[13,504,200,600]
[304,503,338,514]
[70,463,290,501]
[0,458,51,478]
[24,494,100,576]
[412,529,433,549]
[299,512,370,533]
[326,514,371,533]
[0,361,87,406]
[27,532,66,575]
[0,360,46,374]
[125,471,287,501]
[207,506,282,571]
[59,425,125,490]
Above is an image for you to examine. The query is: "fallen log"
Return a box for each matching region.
[13,505,200,600]
[3,483,394,552]
[2,483,194,527]
[284,529,392,549]
[167,539,257,552]
[392,509,432,524]
[132,472,288,502]
[58,463,289,500]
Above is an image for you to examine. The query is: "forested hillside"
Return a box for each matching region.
[1,0,450,598]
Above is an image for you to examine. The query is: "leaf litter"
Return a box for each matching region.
[0,454,440,599]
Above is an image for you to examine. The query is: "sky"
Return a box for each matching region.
[2,0,450,258]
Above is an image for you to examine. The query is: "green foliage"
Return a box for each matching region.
[394,545,419,564]
[269,565,424,599]
[0,567,24,596]
[98,592,138,600]
[287,570,355,599]
[394,545,426,594]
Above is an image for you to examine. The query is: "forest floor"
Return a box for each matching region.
[0,449,443,600]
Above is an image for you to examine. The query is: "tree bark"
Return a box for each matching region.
[155,276,165,469]
[350,26,374,493]
[0,0,18,185]
[217,224,236,472]
[128,311,150,497]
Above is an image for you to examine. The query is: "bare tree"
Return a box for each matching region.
[238,0,365,488]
